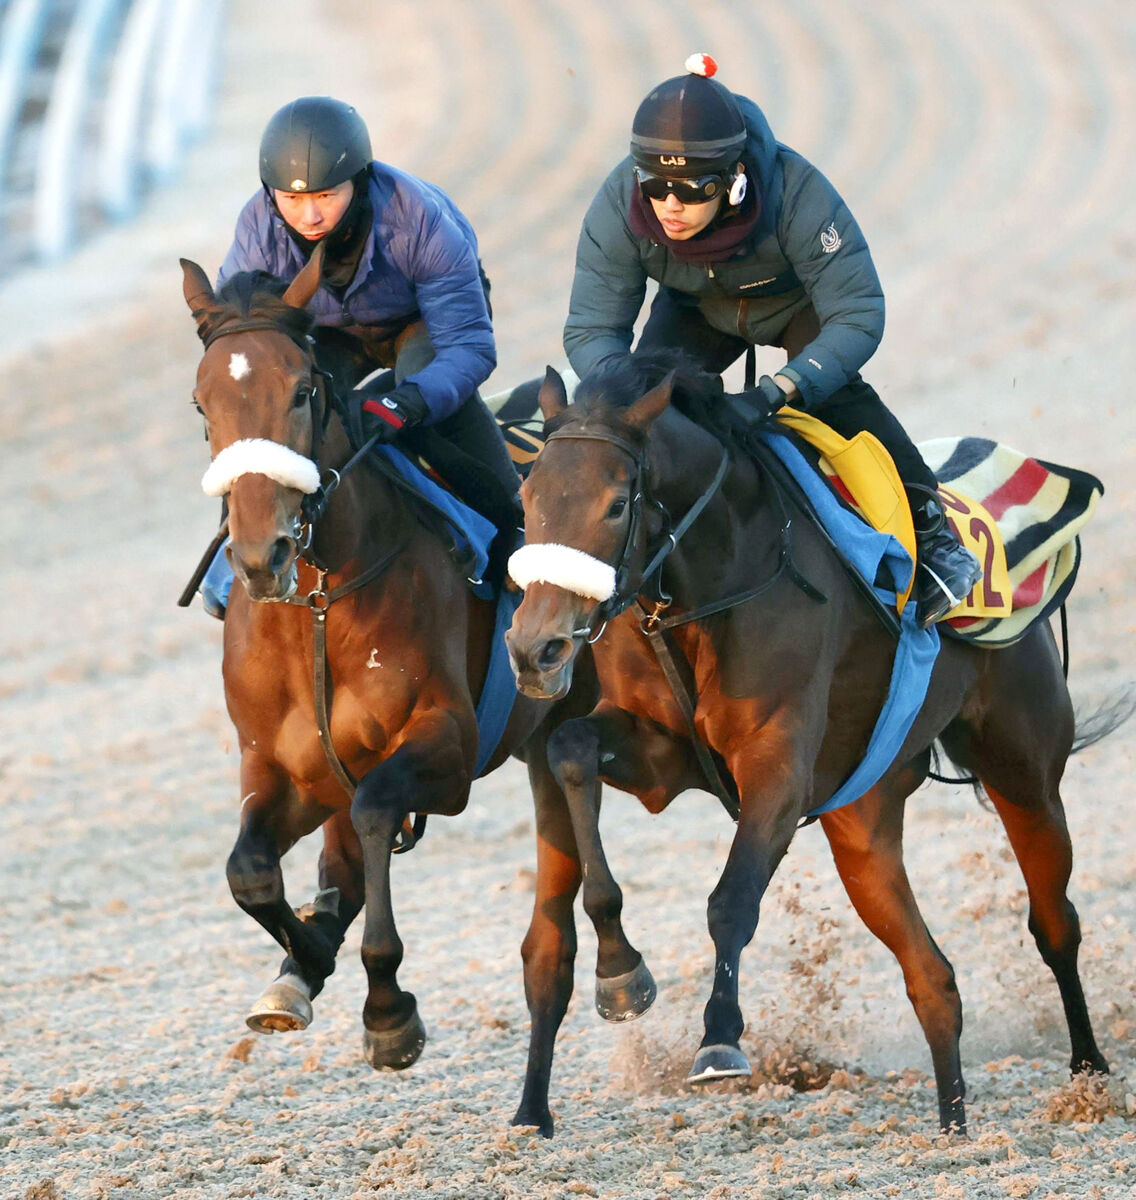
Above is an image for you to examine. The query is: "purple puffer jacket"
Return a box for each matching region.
[218,162,496,423]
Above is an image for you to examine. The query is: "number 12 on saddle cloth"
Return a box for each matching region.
[776,407,1013,622]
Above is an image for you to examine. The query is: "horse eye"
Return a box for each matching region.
[292,385,313,409]
[606,497,627,519]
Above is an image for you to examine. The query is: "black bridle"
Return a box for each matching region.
[545,422,824,641]
[542,426,731,640]
[540,418,828,824]
[191,317,426,850]
[199,318,359,550]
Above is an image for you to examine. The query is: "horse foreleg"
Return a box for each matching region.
[227,765,342,1028]
[247,809,365,1033]
[821,782,967,1134]
[350,725,468,1071]
[350,762,424,1070]
[513,729,581,1138]
[690,789,797,1084]
[546,710,657,1023]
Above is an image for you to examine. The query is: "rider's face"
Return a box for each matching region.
[273,179,354,240]
[649,191,723,241]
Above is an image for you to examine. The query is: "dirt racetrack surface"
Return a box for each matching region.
[2,3,1134,1197]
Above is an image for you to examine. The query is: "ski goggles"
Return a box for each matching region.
[634,167,726,205]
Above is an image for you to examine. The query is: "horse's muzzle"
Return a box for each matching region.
[231,536,300,602]
[506,629,578,701]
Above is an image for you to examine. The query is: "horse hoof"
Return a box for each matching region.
[686,1043,751,1084]
[362,1008,427,1070]
[511,1107,554,1138]
[595,959,657,1023]
[245,975,313,1034]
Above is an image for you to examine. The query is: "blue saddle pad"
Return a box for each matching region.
[762,432,940,817]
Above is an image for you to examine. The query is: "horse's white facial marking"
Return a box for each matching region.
[229,352,251,381]
[367,649,381,669]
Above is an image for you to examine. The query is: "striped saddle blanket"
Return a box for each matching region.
[920,437,1103,645]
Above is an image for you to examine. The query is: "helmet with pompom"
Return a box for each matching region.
[259,97,372,193]
[630,54,746,177]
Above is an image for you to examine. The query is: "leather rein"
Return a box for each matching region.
[195,319,425,852]
[546,422,826,822]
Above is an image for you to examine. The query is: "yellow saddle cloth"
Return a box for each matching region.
[774,407,1012,621]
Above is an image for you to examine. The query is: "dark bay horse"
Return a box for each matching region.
[504,358,1118,1136]
[180,250,592,1070]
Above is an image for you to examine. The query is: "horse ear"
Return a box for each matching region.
[625,371,674,431]
[180,258,215,313]
[282,241,325,309]
[538,365,568,421]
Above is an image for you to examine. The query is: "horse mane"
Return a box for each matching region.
[569,351,741,448]
[193,270,315,347]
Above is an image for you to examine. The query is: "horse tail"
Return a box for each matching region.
[1071,687,1136,755]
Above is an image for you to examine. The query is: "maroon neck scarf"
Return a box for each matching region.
[628,182,761,265]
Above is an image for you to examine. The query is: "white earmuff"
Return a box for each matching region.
[728,167,747,207]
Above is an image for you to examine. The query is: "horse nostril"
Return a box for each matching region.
[537,637,572,671]
[268,536,294,575]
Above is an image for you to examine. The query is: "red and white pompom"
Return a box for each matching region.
[684,52,718,78]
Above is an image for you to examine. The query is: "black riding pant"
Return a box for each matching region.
[635,287,938,491]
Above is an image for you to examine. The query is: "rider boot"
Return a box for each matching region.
[906,484,982,628]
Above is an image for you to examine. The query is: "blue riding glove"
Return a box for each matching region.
[358,380,429,443]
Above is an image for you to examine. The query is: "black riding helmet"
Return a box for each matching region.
[259,96,372,192]
[630,53,746,178]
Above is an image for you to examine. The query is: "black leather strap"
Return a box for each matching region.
[635,601,740,822]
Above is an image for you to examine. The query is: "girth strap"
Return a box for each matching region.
[285,543,427,854]
[634,600,740,822]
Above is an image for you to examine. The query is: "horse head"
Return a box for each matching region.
[181,246,328,602]
[505,364,675,699]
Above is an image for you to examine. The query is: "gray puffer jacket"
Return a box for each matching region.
[563,96,884,409]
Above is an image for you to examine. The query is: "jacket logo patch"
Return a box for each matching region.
[658,155,687,167]
[820,223,842,253]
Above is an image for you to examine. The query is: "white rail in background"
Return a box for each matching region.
[0,0,227,265]
[97,0,161,220]
[34,0,120,260]
[0,0,50,184]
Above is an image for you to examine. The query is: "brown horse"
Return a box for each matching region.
[504,357,1119,1137]
[180,250,592,1070]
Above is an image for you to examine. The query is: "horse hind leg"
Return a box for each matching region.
[821,774,967,1134]
[980,777,1107,1075]
[246,810,365,1034]
[546,711,659,1023]
[942,635,1108,1077]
